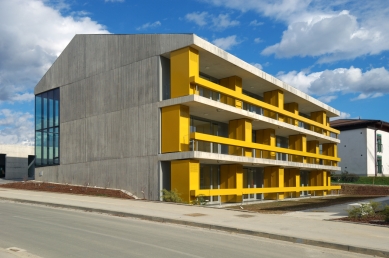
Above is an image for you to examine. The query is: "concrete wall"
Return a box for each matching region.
[35,34,195,200]
[338,128,389,176]
[337,128,368,175]
[378,129,389,176]
[0,145,34,179]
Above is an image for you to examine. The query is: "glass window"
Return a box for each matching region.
[377,134,382,152]
[35,88,60,167]
[377,156,382,174]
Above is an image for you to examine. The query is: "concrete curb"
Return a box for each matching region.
[1,197,389,258]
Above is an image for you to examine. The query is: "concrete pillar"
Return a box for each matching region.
[161,105,190,153]
[264,90,284,121]
[256,129,276,159]
[288,134,306,163]
[220,164,243,203]
[284,102,299,126]
[310,111,327,135]
[264,166,284,200]
[322,143,337,166]
[284,168,300,198]
[307,140,319,164]
[228,119,252,157]
[171,160,199,203]
[170,47,199,98]
[220,76,243,108]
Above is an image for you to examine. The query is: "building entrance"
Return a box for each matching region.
[199,164,220,203]
[0,154,6,178]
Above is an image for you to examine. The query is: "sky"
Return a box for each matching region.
[1,0,389,145]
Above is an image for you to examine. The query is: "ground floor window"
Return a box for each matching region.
[243,167,263,200]
[199,164,220,203]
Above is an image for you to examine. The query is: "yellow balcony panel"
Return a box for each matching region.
[189,76,340,135]
[191,185,341,197]
[158,95,340,144]
[190,132,340,163]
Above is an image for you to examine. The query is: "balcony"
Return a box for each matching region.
[191,76,339,140]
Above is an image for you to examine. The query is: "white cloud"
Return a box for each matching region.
[251,63,263,70]
[330,112,351,121]
[211,14,239,29]
[0,0,109,105]
[278,66,389,100]
[206,0,389,62]
[185,12,239,30]
[0,109,34,145]
[254,37,262,43]
[212,35,241,50]
[136,21,161,30]
[0,0,109,145]
[185,11,208,26]
[318,95,337,103]
[249,19,263,26]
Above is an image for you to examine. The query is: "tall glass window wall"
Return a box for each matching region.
[35,88,60,167]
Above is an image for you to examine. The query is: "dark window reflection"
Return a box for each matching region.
[35,88,60,167]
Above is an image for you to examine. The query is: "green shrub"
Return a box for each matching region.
[383,205,389,222]
[369,201,380,212]
[161,189,182,203]
[347,203,375,219]
[192,194,207,205]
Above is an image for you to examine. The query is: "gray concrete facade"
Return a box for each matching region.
[35,34,195,200]
[34,34,341,201]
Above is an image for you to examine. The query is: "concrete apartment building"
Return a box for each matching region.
[0,145,34,179]
[34,34,341,203]
[331,119,389,176]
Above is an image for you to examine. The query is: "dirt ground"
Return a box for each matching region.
[336,183,389,195]
[0,181,135,199]
[229,195,382,214]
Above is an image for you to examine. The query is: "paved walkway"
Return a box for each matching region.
[0,188,388,257]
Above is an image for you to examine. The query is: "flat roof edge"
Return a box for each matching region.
[192,35,340,117]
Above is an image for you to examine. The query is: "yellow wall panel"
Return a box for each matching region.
[161,105,189,153]
[171,160,199,203]
[170,47,199,98]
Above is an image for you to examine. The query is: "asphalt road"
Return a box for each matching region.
[0,200,373,258]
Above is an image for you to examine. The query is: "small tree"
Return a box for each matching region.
[161,189,182,203]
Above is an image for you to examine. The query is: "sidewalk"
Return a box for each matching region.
[0,188,388,257]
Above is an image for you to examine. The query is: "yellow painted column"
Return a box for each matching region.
[310,111,327,134]
[170,47,199,98]
[161,105,190,153]
[322,143,338,166]
[307,140,319,164]
[256,129,276,159]
[284,168,300,198]
[228,119,252,157]
[284,102,299,126]
[220,76,243,108]
[220,164,243,202]
[263,166,284,200]
[264,90,284,121]
[288,134,306,163]
[171,160,199,203]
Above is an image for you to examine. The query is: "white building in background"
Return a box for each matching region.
[0,145,35,180]
[330,119,389,176]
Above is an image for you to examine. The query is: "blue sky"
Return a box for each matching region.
[1,0,389,145]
